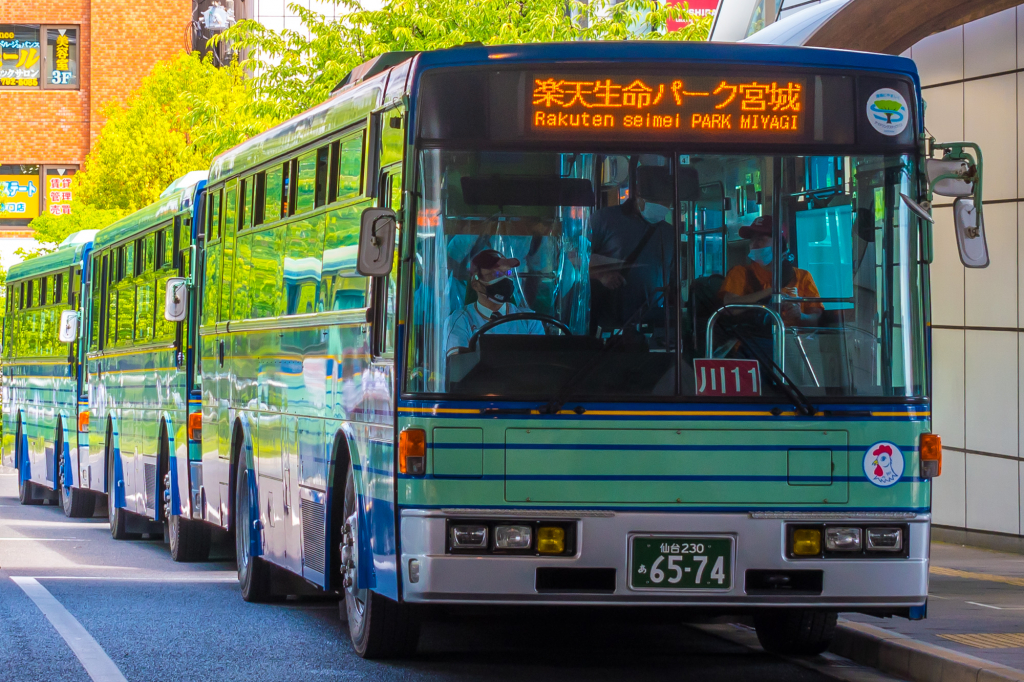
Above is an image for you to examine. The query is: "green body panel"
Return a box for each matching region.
[396,413,928,511]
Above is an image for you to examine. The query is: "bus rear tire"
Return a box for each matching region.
[341,462,419,659]
[169,514,211,562]
[235,462,273,601]
[753,609,837,656]
[59,440,93,518]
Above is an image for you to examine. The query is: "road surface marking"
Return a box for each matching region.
[11,576,128,682]
[931,565,1024,587]
[966,601,1002,610]
[28,571,238,582]
[938,632,1024,649]
[0,538,89,541]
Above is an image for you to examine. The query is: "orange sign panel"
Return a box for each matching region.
[530,74,806,140]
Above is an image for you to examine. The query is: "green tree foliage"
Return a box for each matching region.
[20,196,128,259]
[222,0,712,120]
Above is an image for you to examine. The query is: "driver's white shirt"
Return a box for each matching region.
[444,301,545,355]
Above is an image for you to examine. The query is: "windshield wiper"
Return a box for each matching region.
[724,323,817,417]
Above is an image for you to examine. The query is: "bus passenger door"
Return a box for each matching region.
[212,181,237,526]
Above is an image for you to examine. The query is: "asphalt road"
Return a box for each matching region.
[0,469,878,682]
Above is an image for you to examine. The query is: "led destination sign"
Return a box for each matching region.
[530,74,807,140]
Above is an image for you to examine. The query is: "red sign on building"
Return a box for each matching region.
[667,0,720,31]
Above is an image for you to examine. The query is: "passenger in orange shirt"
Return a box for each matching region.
[719,215,823,327]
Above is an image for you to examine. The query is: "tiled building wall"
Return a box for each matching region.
[913,6,1024,536]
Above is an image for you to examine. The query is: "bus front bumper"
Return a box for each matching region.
[399,509,929,610]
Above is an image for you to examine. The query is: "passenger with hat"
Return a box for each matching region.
[718,215,823,327]
[443,249,545,355]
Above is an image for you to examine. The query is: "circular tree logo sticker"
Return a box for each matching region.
[867,89,909,136]
[863,442,905,487]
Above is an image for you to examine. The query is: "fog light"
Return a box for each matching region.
[791,528,822,556]
[451,525,488,549]
[866,527,902,552]
[495,525,532,549]
[537,526,565,554]
[825,527,862,551]
[408,559,420,583]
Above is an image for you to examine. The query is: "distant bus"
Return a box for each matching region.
[180,42,983,659]
[85,171,212,560]
[2,230,96,516]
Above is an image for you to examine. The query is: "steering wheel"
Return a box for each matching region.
[465,312,571,352]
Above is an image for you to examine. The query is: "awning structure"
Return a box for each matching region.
[736,0,1020,54]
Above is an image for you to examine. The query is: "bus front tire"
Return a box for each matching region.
[107,443,138,540]
[341,462,419,659]
[235,463,273,601]
[59,445,94,518]
[753,609,837,656]
[169,513,211,562]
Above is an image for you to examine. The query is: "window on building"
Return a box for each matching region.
[0,25,79,90]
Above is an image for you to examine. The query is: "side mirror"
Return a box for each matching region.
[164,277,188,322]
[357,207,397,277]
[953,198,989,268]
[927,158,974,197]
[58,310,79,343]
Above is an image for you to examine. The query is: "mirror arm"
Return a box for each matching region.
[929,140,984,221]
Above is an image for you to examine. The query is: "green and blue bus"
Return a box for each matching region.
[84,170,212,560]
[2,230,97,516]
[179,41,984,658]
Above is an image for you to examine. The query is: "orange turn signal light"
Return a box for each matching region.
[399,428,426,476]
[920,433,942,478]
[188,412,202,441]
[78,410,89,433]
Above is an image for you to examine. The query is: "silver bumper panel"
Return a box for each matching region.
[399,509,929,607]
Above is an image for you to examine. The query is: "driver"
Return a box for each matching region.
[443,249,545,355]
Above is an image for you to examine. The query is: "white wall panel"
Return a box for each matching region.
[965,330,1018,457]
[913,27,964,87]
[921,83,964,149]
[931,209,965,327]
[932,328,965,449]
[965,75,1018,203]
[966,202,1017,328]
[966,453,1020,534]
[932,448,966,527]
[964,7,1017,79]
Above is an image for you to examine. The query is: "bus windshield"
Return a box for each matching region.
[405,149,926,401]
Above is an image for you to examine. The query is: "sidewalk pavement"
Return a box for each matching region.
[842,541,1024,674]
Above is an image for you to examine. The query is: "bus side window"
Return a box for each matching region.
[219,182,237,323]
[54,273,63,305]
[295,151,317,214]
[265,166,283,223]
[315,144,329,208]
[338,132,363,200]
[90,257,103,351]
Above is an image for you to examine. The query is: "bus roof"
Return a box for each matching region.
[93,171,208,251]
[7,230,95,282]
[208,42,918,186]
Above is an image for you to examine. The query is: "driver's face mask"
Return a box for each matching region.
[749,246,773,267]
[640,201,672,225]
[477,275,515,304]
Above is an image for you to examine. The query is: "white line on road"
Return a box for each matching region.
[966,601,1003,610]
[0,538,89,541]
[11,576,128,682]
[28,571,239,582]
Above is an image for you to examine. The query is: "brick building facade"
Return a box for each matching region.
[0,0,190,266]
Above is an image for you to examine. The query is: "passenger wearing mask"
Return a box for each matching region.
[719,215,823,327]
[444,249,545,355]
[589,165,677,332]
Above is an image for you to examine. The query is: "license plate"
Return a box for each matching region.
[630,536,733,589]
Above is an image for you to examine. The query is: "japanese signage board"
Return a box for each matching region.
[45,168,75,216]
[46,28,77,87]
[530,73,806,141]
[0,171,40,221]
[0,25,41,87]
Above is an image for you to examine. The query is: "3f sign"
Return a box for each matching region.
[694,359,761,397]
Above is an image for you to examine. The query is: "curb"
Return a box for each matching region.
[832,621,1024,682]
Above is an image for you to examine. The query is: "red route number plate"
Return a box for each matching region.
[694,359,761,397]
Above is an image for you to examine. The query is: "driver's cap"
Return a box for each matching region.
[470,249,520,276]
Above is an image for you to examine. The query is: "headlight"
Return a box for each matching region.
[494,525,532,549]
[825,527,862,551]
[450,525,488,549]
[866,527,902,552]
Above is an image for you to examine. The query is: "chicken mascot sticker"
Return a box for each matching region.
[863,442,905,488]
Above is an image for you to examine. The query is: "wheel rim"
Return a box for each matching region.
[343,469,367,626]
[236,470,249,574]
